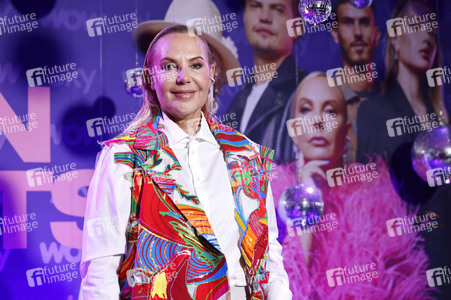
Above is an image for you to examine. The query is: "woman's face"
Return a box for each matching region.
[149,33,214,121]
[391,3,437,72]
[292,76,350,165]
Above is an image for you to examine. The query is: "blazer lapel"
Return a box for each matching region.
[133,115,223,254]
[206,116,272,279]
[131,114,272,272]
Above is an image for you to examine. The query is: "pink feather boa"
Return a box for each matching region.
[271,162,435,299]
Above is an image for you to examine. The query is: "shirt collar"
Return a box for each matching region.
[161,112,218,146]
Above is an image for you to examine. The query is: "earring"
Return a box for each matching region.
[208,78,218,114]
[293,143,305,183]
[342,136,351,169]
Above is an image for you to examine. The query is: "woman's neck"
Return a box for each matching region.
[396,63,427,115]
[166,111,202,136]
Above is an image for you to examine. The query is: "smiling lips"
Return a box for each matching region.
[171,89,196,99]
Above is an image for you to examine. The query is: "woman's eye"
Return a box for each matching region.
[162,64,176,71]
[326,109,337,115]
[300,106,311,114]
[192,63,202,69]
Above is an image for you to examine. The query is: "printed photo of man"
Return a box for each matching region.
[331,0,381,162]
[226,0,308,163]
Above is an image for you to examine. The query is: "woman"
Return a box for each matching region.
[356,2,451,298]
[356,0,449,204]
[80,25,291,300]
[273,72,433,299]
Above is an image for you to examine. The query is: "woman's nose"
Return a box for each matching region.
[176,68,191,84]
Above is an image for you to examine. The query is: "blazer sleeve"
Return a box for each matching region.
[80,143,132,299]
[266,183,293,300]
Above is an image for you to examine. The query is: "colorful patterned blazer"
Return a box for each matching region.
[97,114,280,299]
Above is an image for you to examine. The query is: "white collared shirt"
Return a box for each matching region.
[80,113,292,300]
[240,81,269,132]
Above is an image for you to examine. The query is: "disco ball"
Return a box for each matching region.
[278,184,324,229]
[412,125,451,183]
[124,68,143,98]
[350,0,373,9]
[299,0,332,25]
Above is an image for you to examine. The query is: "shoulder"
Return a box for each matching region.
[102,129,138,148]
[95,143,134,169]
[240,132,275,168]
[358,89,397,114]
[209,116,275,164]
[95,131,142,170]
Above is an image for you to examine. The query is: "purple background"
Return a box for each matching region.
[0,0,450,299]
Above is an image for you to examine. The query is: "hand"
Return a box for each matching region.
[297,160,329,190]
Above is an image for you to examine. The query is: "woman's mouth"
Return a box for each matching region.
[309,136,329,147]
[419,48,431,61]
[171,90,196,99]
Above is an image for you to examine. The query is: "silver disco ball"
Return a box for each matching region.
[299,0,332,25]
[350,0,373,9]
[412,125,451,183]
[278,184,324,229]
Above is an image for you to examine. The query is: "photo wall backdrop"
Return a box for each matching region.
[0,0,450,299]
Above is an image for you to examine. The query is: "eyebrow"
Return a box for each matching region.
[322,99,340,107]
[340,16,371,21]
[160,56,205,63]
[298,97,313,103]
[270,3,287,10]
[297,97,342,107]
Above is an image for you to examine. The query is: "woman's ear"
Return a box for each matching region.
[346,120,352,138]
[209,64,216,85]
[389,36,400,55]
[143,68,155,90]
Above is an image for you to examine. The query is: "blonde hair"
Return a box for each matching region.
[126,24,215,132]
[292,71,348,120]
[385,0,449,124]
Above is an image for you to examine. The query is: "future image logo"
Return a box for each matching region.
[286,114,337,137]
[326,263,378,287]
[0,13,38,35]
[386,114,439,137]
[426,167,451,187]
[186,13,238,37]
[426,67,451,87]
[286,17,304,37]
[26,163,78,187]
[386,13,438,37]
[25,63,79,87]
[326,63,378,87]
[26,268,45,287]
[286,12,337,38]
[86,13,138,37]
[386,213,438,237]
[426,267,451,287]
[26,264,79,287]
[326,164,378,187]
[86,217,120,237]
[226,63,277,87]
[86,113,136,138]
[226,68,243,87]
